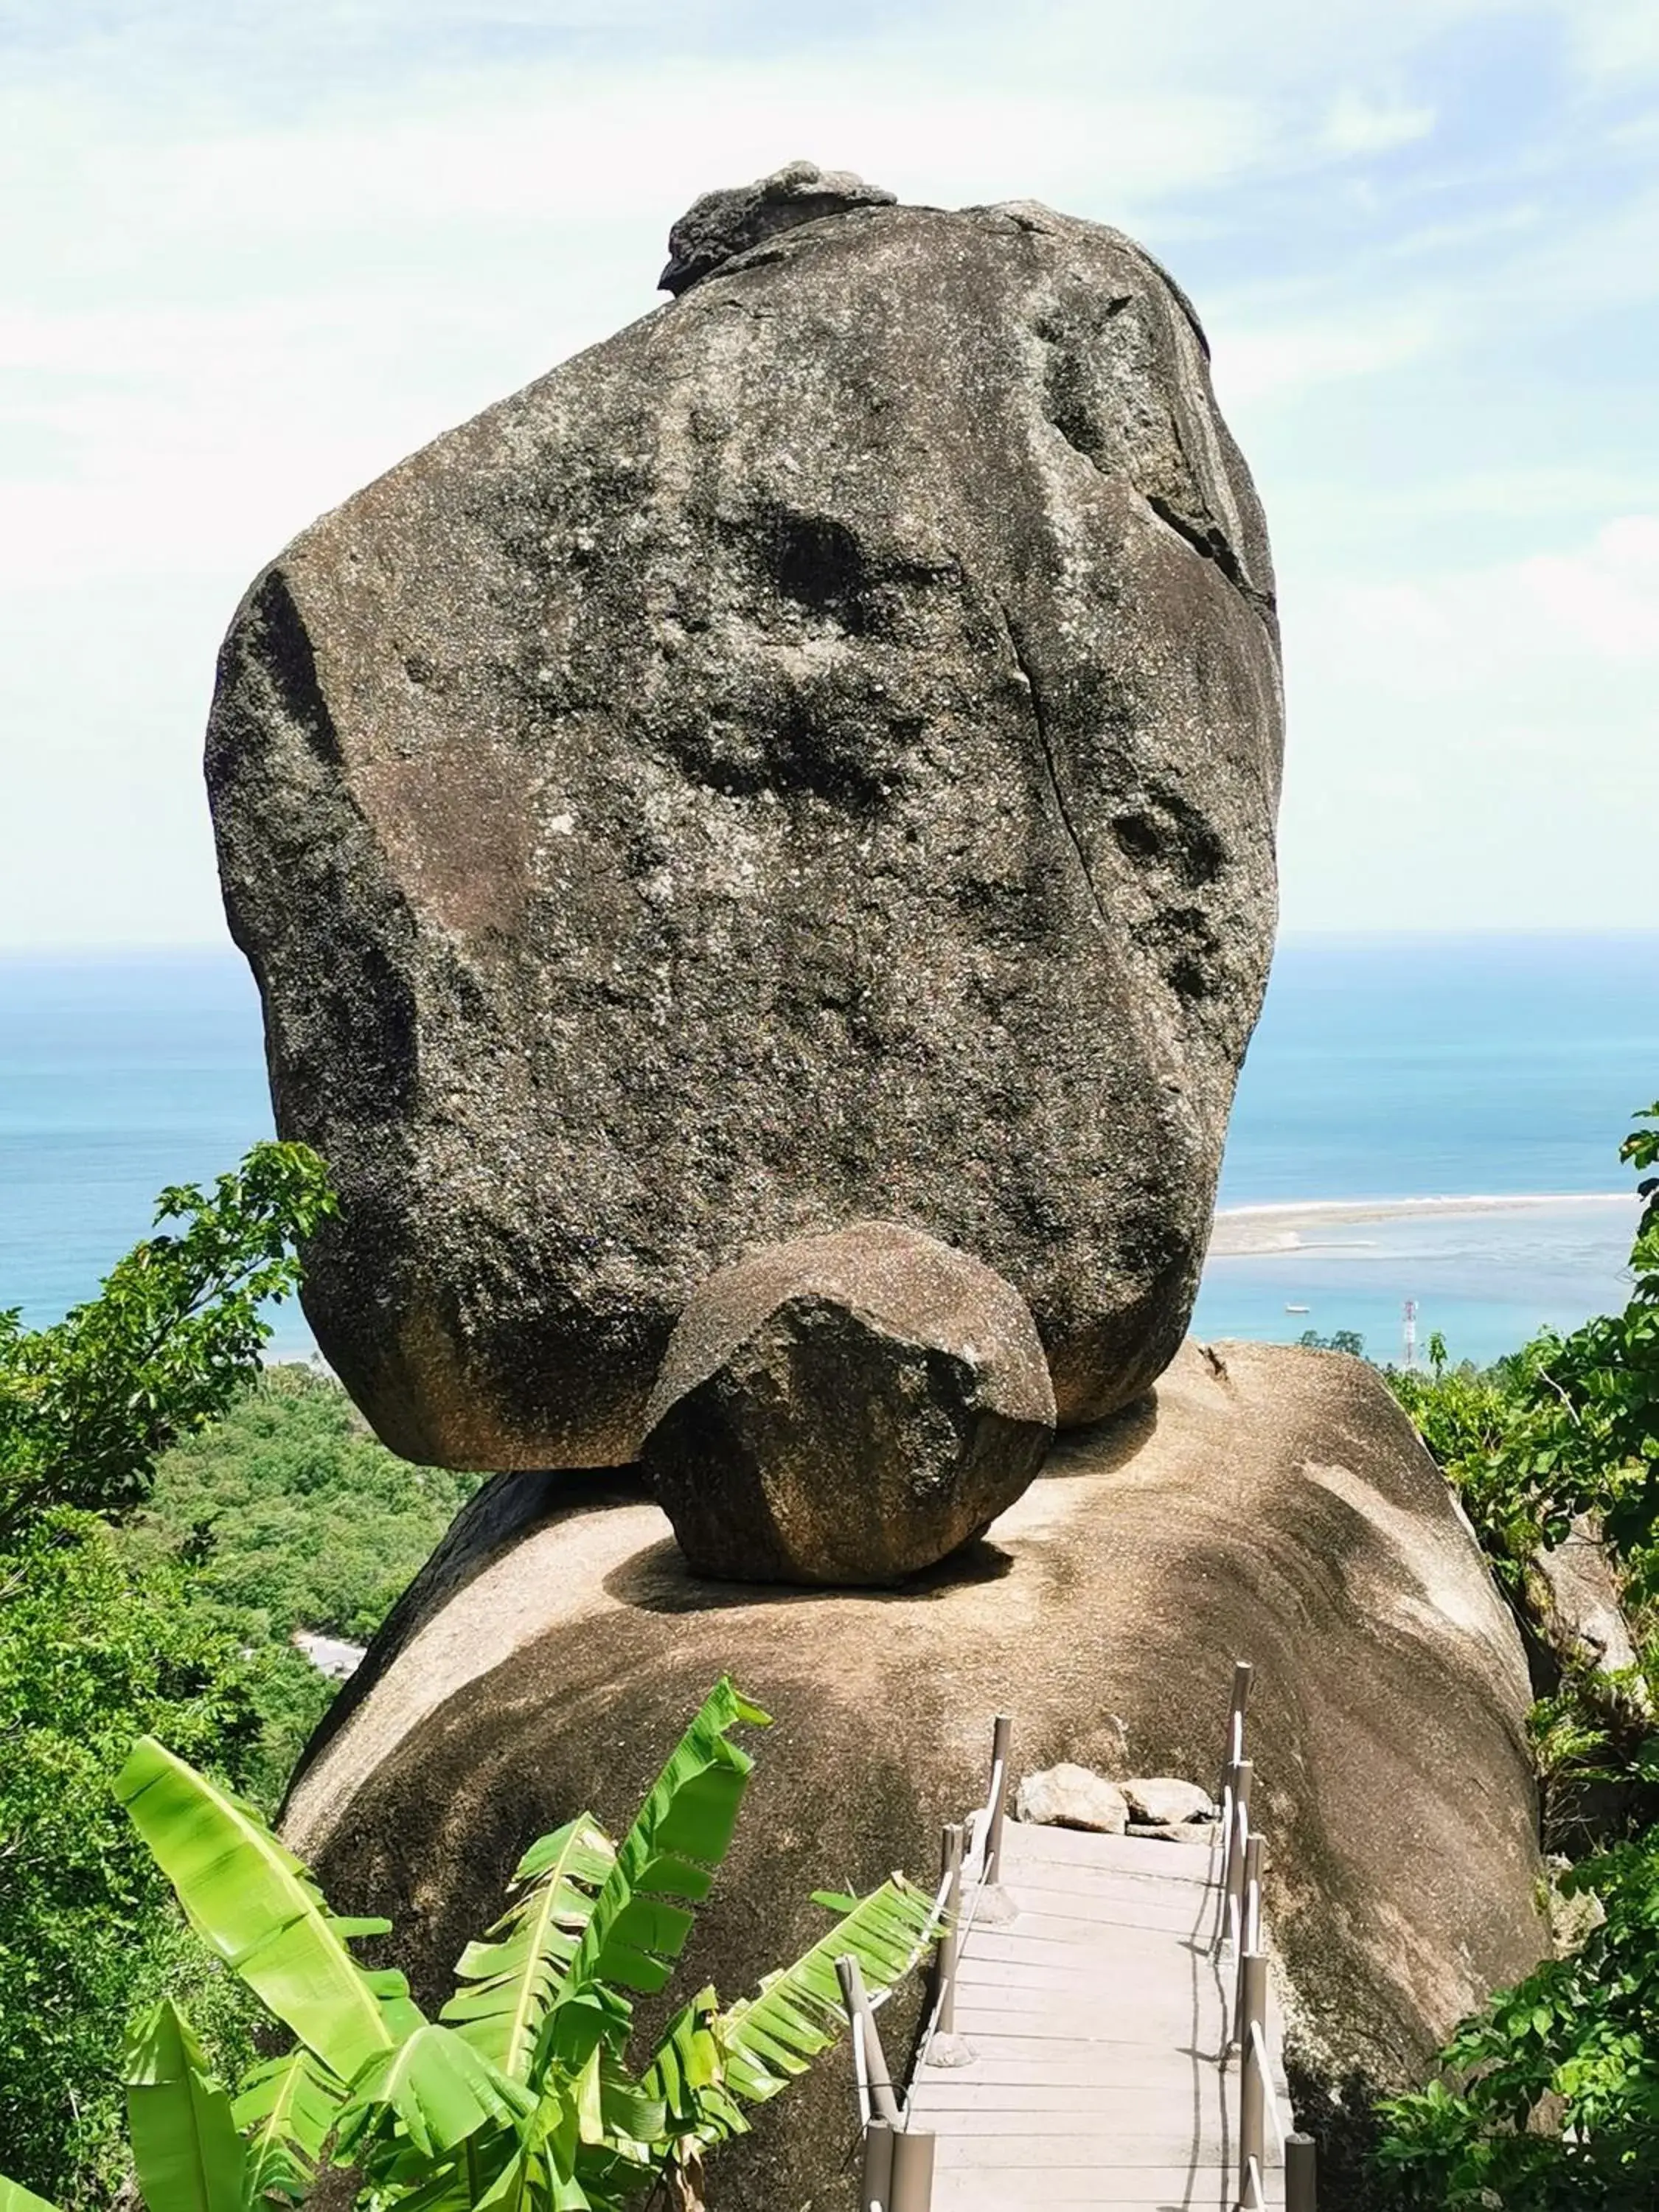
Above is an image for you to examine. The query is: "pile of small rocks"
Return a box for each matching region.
[1015,1764,1218,1846]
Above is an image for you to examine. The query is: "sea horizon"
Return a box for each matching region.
[2,930,1655,1372]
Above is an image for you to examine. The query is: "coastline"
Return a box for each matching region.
[1208,1190,1636,1259]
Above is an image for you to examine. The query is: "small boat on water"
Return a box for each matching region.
[1284,1304,1310,1314]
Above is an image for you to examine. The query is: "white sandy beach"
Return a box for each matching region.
[1208,1190,1638,1259]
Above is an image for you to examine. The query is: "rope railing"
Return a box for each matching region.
[1218,1661,1320,2212]
[838,1669,1321,2212]
[837,1710,1013,2211]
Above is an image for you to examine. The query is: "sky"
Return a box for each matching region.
[1,0,1656,945]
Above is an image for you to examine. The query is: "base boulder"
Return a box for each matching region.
[285,1343,1543,2211]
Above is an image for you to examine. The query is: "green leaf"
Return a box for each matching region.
[638,1997,746,2147]
[639,1874,939,2146]
[233,2046,347,2207]
[337,2024,532,2163]
[0,2179,66,2212]
[116,1734,422,2081]
[716,1874,938,2111]
[468,2079,591,2212]
[125,2000,248,2212]
[560,1680,770,2008]
[442,1815,616,2081]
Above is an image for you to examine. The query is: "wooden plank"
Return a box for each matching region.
[950,2003,1226,2048]
[930,2121,1235,2157]
[956,1946,1220,1985]
[962,1930,1214,1974]
[1000,1849,1221,1902]
[916,2051,1230,2091]
[1003,1824,1220,1882]
[950,1993,1220,2024]
[973,1920,1221,1955]
[913,2084,1223,2118]
[915,2054,1289,2104]
[929,2166,1279,2205]
[936,2132,1247,2165]
[999,1885,1217,1935]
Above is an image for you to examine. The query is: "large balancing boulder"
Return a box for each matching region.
[285,1344,1543,2212]
[207,162,1283,1470]
[639,1220,1055,1582]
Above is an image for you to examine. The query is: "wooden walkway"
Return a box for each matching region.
[906,1818,1294,2211]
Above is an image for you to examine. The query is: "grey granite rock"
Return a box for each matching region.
[208,172,1282,1471]
[1016,1764,1129,1834]
[1122,1775,1216,1825]
[1526,1515,1647,1703]
[640,1220,1054,1584]
[284,1343,1544,2212]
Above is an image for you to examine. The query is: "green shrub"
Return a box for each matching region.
[1376,1104,1659,2204]
[0,1146,335,2203]
[0,1511,290,2197]
[1388,1102,1659,1579]
[1375,1828,1659,2208]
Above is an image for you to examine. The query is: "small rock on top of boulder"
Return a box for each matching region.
[208,163,1282,1472]
[641,1220,1054,1585]
[658,159,897,294]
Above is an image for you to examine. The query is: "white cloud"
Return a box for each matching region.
[1210,307,1439,405]
[1565,0,1659,82]
[1324,518,1659,688]
[1276,518,1659,931]
[1322,92,1436,156]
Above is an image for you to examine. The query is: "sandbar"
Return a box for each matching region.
[1208,1191,1636,1259]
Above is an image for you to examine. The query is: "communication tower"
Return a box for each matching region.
[1402,1298,1418,1371]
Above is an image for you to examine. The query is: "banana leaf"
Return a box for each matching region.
[442,1815,615,2079]
[233,2046,347,2206]
[116,1736,423,2083]
[336,2023,534,2164]
[561,1680,770,2006]
[639,1992,746,2145]
[0,2177,64,2212]
[723,1873,938,2104]
[451,2073,596,2212]
[642,1874,939,2142]
[125,1999,248,2212]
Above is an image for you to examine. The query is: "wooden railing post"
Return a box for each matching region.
[1225,1659,1253,1774]
[1286,2130,1317,2211]
[1217,1660,1253,1896]
[1223,1758,1253,1938]
[936,1822,964,2036]
[890,2126,936,2211]
[1237,1950,1268,2209]
[1232,1832,1263,2049]
[860,2116,894,2210]
[836,1955,901,2129]
[985,1714,1012,1885]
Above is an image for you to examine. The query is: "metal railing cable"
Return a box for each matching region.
[1249,2022,1290,2158]
[837,1712,1012,2210]
[838,1674,1323,2212]
[1217,1660,1321,2212]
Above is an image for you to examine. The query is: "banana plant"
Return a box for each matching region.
[0,1678,940,2212]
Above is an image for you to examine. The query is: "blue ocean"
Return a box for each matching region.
[0,934,1654,1369]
